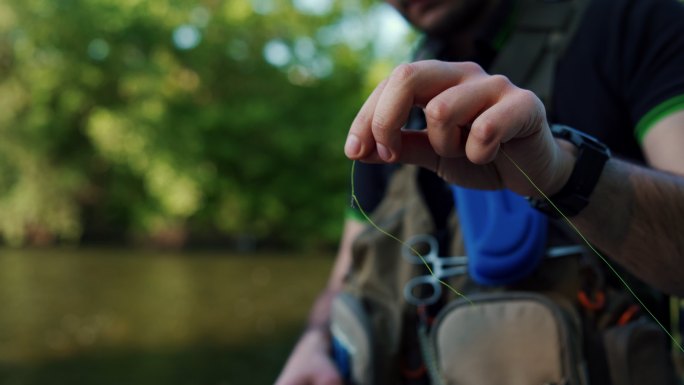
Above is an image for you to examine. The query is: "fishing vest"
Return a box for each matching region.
[329,0,682,384]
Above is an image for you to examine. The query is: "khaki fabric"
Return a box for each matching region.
[432,293,585,385]
[339,166,588,384]
[331,292,374,384]
[343,166,465,384]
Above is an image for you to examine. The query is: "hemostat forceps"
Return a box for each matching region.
[402,234,467,306]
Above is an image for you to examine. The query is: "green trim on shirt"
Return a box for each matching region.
[492,3,519,51]
[635,93,684,144]
[345,207,368,223]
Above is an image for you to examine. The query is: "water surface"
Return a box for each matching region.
[0,248,332,384]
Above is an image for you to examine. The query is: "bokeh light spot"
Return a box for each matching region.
[87,39,110,61]
[251,0,276,15]
[172,25,201,50]
[263,39,291,67]
[293,37,316,62]
[293,0,333,16]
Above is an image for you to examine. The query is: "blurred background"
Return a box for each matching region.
[0,0,415,383]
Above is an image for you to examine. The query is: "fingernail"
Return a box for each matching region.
[345,134,361,157]
[377,143,392,161]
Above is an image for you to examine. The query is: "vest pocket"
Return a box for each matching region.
[330,292,375,385]
[430,292,588,385]
[603,317,679,385]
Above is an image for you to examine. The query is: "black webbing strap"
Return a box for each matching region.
[490,0,590,109]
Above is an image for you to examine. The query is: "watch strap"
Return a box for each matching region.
[530,125,611,218]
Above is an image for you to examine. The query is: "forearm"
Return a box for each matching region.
[574,158,684,295]
[305,287,340,335]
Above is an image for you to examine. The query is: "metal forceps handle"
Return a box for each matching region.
[402,234,467,306]
[401,234,467,266]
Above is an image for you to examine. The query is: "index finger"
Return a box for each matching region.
[345,79,387,160]
[371,60,484,162]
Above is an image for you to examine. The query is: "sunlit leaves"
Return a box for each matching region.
[0,141,83,245]
[0,0,413,248]
[145,160,203,218]
[86,108,146,167]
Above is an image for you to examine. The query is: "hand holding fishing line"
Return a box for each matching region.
[344,60,577,198]
[345,59,684,353]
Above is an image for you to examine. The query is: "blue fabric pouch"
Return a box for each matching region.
[451,186,547,286]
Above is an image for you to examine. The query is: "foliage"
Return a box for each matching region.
[0,0,414,248]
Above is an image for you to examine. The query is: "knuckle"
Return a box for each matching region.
[517,88,541,105]
[488,74,512,90]
[424,99,451,129]
[371,114,391,135]
[472,119,498,144]
[390,63,416,83]
[517,89,547,123]
[515,89,545,115]
[459,61,485,75]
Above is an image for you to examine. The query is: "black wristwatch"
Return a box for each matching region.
[529,124,611,218]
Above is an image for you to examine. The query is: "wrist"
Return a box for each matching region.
[550,137,579,196]
[299,324,332,353]
[530,124,611,218]
[304,322,330,337]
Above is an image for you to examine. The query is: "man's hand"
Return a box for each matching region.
[344,60,575,197]
[274,328,342,385]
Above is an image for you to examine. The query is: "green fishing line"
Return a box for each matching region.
[501,149,684,354]
[350,151,684,354]
[350,160,471,304]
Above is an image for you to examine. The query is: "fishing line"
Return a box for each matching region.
[350,150,683,353]
[501,149,684,353]
[350,160,471,304]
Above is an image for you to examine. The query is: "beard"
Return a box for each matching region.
[403,0,492,38]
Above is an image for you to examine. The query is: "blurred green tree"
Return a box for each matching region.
[0,0,413,249]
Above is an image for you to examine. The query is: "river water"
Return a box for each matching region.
[0,248,332,385]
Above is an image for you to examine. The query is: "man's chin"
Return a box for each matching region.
[411,0,489,36]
